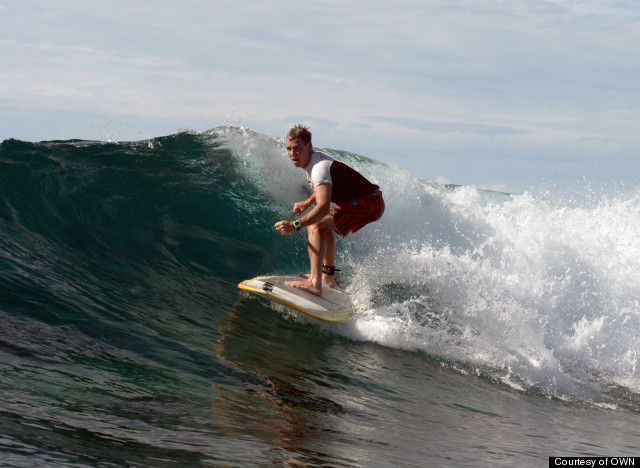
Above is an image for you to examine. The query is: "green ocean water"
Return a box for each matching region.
[1,127,639,467]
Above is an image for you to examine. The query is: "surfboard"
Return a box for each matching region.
[238,275,353,323]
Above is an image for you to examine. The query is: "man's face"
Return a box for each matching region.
[285,137,312,168]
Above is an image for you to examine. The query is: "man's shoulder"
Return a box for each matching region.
[308,152,334,174]
[311,151,335,163]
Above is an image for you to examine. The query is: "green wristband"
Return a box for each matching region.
[293,220,301,231]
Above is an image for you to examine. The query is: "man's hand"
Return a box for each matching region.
[274,220,296,236]
[292,201,307,216]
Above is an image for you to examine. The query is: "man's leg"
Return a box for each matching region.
[286,215,335,296]
[322,229,337,288]
[297,228,337,289]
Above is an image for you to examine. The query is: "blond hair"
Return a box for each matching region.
[286,125,312,145]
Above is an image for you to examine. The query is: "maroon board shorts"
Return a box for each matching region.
[331,190,385,237]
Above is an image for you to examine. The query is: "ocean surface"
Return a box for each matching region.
[1,126,639,467]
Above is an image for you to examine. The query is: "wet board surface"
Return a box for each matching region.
[238,275,353,323]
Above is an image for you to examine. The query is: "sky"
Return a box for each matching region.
[1,0,639,193]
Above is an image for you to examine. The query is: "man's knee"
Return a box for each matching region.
[308,216,334,234]
[307,223,320,236]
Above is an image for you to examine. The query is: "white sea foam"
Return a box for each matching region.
[345,177,640,406]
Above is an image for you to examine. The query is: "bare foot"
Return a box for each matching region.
[285,279,322,297]
[324,275,336,289]
[299,273,336,289]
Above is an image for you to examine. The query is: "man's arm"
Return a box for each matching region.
[293,192,316,216]
[298,183,331,227]
[274,184,331,235]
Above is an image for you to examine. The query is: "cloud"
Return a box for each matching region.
[1,0,639,192]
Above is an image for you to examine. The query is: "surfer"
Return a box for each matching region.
[274,125,385,296]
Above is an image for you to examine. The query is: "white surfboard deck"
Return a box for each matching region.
[238,275,353,323]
